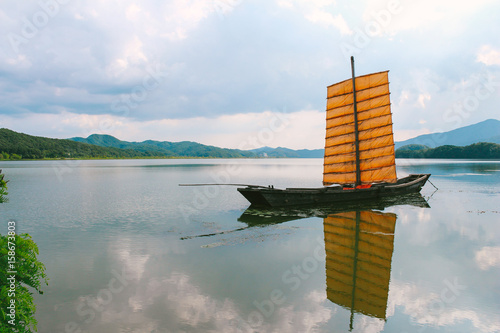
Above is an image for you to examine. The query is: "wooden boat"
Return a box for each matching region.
[238,57,431,207]
[238,174,430,207]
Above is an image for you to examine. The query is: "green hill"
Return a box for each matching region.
[70,134,256,158]
[0,129,163,160]
[395,119,500,149]
[249,146,324,158]
[396,142,500,159]
[72,135,326,158]
[3,128,499,161]
[2,130,319,160]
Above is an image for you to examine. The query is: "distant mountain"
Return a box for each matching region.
[0,129,160,159]
[0,129,324,160]
[71,135,324,158]
[4,118,498,161]
[250,146,324,158]
[396,142,500,159]
[395,119,500,149]
[70,134,255,158]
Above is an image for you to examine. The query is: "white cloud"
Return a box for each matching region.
[125,4,143,21]
[269,292,333,332]
[80,258,333,332]
[363,0,497,35]
[305,10,352,35]
[4,54,31,68]
[277,0,352,35]
[475,246,500,270]
[388,280,500,332]
[352,315,385,333]
[106,35,148,78]
[277,0,337,9]
[477,45,500,66]
[393,69,440,115]
[417,93,431,108]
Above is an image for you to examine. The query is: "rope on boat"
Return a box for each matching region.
[428,179,439,190]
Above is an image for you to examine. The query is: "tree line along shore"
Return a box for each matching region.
[1,128,500,160]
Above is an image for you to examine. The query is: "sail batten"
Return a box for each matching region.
[327,95,391,113]
[327,71,389,98]
[324,146,395,165]
[326,109,392,128]
[325,131,394,149]
[325,121,394,141]
[324,70,396,186]
[324,155,395,173]
[326,85,389,110]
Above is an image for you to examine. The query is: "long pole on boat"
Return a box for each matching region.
[350,56,361,187]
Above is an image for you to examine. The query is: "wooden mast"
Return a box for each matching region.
[350,56,361,186]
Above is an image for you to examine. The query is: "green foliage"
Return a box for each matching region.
[0,128,165,160]
[1,171,47,332]
[0,170,7,203]
[0,233,48,332]
[1,128,260,159]
[72,134,258,158]
[1,128,325,159]
[397,144,429,151]
[396,142,500,159]
[72,134,326,158]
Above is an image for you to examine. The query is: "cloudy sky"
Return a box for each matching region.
[1,0,499,149]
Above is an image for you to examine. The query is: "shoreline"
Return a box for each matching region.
[1,157,500,162]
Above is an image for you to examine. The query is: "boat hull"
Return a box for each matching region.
[237,174,431,207]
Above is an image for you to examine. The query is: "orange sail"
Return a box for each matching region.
[323,70,397,186]
[324,210,396,320]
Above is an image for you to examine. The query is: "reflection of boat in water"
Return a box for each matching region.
[183,191,427,244]
[237,194,426,330]
[182,192,426,331]
[237,57,430,207]
[324,210,396,330]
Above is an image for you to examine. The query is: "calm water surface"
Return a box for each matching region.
[1,158,499,333]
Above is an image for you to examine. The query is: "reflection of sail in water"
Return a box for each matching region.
[324,210,396,330]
